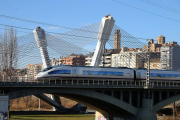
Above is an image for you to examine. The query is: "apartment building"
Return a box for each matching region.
[144,58,161,69]
[85,49,120,67]
[51,54,86,66]
[111,46,146,68]
[143,35,165,52]
[27,64,42,79]
[161,43,180,70]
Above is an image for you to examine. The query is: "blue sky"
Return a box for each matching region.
[0,0,180,48]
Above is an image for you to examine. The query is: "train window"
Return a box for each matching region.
[173,74,177,77]
[64,70,71,74]
[58,70,64,74]
[104,71,107,75]
[73,69,76,74]
[177,75,180,78]
[99,71,107,75]
[99,71,103,75]
[49,71,53,74]
[82,70,123,76]
[52,71,57,74]
[48,70,71,74]
[107,72,113,76]
[89,71,93,75]
[174,74,177,77]
[164,74,169,78]
[152,73,157,77]
[150,73,152,77]
[114,72,118,75]
[150,73,180,78]
[118,72,123,76]
[169,74,174,77]
[83,71,88,75]
[93,71,99,75]
[138,72,140,77]
[157,74,162,77]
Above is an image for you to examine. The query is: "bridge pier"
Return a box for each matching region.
[159,91,162,101]
[135,99,157,120]
[96,98,157,120]
[116,98,156,120]
[137,91,140,107]
[129,90,132,105]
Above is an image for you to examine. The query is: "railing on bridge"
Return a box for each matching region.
[1,77,180,88]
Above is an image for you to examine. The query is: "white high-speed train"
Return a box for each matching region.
[36,65,180,81]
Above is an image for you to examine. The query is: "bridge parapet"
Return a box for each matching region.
[1,77,180,89]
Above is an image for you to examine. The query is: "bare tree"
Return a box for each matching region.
[0,27,18,82]
[16,98,21,108]
[9,100,13,108]
[23,96,32,108]
[172,101,180,119]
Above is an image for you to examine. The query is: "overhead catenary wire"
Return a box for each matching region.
[140,0,180,14]
[0,25,177,54]
[0,14,171,41]
[0,14,119,37]
[0,23,151,41]
[0,14,166,42]
[111,0,180,23]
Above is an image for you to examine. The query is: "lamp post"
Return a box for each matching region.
[39,98,40,110]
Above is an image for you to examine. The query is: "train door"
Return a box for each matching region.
[72,67,77,77]
[136,70,141,80]
[140,70,147,80]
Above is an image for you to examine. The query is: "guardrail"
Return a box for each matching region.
[0,77,180,88]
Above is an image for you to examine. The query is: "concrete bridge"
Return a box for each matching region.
[1,78,180,120]
[1,14,179,120]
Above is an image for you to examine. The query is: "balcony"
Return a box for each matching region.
[105,60,111,63]
[105,56,111,58]
[85,61,91,64]
[85,57,92,60]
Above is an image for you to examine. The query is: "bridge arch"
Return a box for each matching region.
[8,88,138,116]
[153,94,180,112]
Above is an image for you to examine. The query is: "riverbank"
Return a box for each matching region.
[10,114,94,120]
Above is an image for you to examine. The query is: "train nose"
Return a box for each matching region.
[35,73,40,79]
[35,72,43,79]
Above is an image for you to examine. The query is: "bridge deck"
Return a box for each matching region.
[0,78,180,89]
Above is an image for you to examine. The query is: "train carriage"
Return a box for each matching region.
[36,65,135,81]
[136,69,180,81]
[36,65,180,82]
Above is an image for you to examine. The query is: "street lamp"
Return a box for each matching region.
[39,98,40,110]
